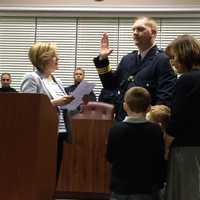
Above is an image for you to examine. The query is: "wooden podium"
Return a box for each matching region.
[56,102,114,200]
[0,93,58,200]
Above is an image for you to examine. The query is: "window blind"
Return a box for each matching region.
[0,16,200,97]
[0,17,35,91]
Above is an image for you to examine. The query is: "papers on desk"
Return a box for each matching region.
[61,80,95,111]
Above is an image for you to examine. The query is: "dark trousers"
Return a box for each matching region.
[110,193,153,200]
[110,189,163,200]
[56,133,66,184]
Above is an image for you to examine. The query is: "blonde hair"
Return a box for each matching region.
[135,16,157,34]
[147,105,171,130]
[28,42,57,72]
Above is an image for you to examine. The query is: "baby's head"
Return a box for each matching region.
[146,105,171,130]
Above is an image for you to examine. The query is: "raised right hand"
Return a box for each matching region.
[99,32,113,59]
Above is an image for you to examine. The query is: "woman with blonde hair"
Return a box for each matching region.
[21,42,74,182]
[165,35,200,200]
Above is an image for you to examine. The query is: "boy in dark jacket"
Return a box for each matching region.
[106,87,165,200]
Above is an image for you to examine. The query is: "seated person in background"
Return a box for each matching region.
[65,67,96,106]
[106,86,165,200]
[0,73,17,92]
[64,67,96,135]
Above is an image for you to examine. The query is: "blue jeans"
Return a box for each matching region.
[111,192,152,200]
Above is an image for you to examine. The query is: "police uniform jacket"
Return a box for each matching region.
[94,45,177,121]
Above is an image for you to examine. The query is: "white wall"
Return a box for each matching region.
[0,0,200,8]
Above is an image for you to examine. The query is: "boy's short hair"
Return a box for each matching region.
[147,105,171,130]
[124,87,151,113]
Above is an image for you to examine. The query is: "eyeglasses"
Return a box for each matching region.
[2,79,10,81]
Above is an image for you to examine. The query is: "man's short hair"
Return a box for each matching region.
[74,67,85,75]
[1,73,11,79]
[135,16,157,34]
[124,86,151,113]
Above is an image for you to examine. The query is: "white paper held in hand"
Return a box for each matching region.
[61,80,95,111]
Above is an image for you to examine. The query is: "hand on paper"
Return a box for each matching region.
[51,95,74,106]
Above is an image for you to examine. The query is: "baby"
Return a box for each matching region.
[146,104,171,133]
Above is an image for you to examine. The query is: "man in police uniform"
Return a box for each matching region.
[94,16,176,121]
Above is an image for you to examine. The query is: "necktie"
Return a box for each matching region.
[138,54,142,65]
